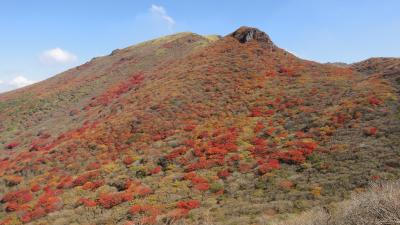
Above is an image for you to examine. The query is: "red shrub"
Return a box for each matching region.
[42,186,63,196]
[258,159,280,174]
[250,107,263,117]
[0,218,12,225]
[239,163,252,173]
[150,166,161,175]
[276,150,306,164]
[129,204,147,215]
[30,184,41,192]
[86,162,101,171]
[193,147,204,157]
[197,131,209,139]
[98,192,132,209]
[230,154,241,161]
[254,122,265,133]
[21,193,63,222]
[265,127,276,136]
[223,142,238,152]
[369,127,378,135]
[206,147,227,156]
[5,202,19,212]
[265,109,275,115]
[122,192,134,201]
[364,127,378,136]
[267,159,280,169]
[368,96,382,105]
[184,173,210,191]
[82,181,95,190]
[295,131,306,138]
[77,198,97,207]
[252,137,267,147]
[184,139,195,147]
[152,134,165,141]
[176,200,200,210]
[217,169,230,179]
[190,176,208,184]
[21,207,46,223]
[93,180,105,189]
[5,141,19,149]
[295,141,318,154]
[72,171,100,187]
[265,71,277,77]
[57,176,74,189]
[194,183,209,191]
[36,194,63,213]
[2,189,33,204]
[4,175,23,186]
[123,156,135,166]
[92,73,144,106]
[371,175,381,181]
[128,204,160,224]
[135,186,153,196]
[331,113,348,125]
[165,147,188,160]
[184,172,197,180]
[183,124,196,131]
[278,67,295,76]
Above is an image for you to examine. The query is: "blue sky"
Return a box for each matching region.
[0,0,399,92]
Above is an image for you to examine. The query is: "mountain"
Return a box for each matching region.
[1,27,399,225]
[351,57,400,94]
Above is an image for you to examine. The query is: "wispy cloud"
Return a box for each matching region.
[39,48,77,64]
[150,4,175,30]
[9,76,36,88]
[0,80,3,84]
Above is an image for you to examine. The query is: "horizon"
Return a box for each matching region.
[0,0,399,93]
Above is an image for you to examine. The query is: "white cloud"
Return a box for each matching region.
[9,76,36,88]
[150,4,175,29]
[0,80,3,84]
[39,48,77,64]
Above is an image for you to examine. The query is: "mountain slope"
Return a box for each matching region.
[1,27,400,225]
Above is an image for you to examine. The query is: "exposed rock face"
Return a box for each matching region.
[229,26,275,47]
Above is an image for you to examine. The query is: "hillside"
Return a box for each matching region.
[351,57,400,94]
[0,27,399,225]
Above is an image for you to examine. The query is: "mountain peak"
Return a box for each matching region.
[229,26,274,45]
[1,25,400,225]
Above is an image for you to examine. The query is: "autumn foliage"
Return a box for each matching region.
[0,27,396,225]
[176,199,200,210]
[98,191,133,209]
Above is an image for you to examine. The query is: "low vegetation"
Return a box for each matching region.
[0,27,399,224]
[273,180,400,225]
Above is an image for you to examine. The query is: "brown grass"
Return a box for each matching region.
[132,180,400,225]
[274,180,400,225]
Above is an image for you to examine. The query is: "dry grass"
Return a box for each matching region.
[274,180,400,225]
[136,180,400,225]
[131,180,400,225]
